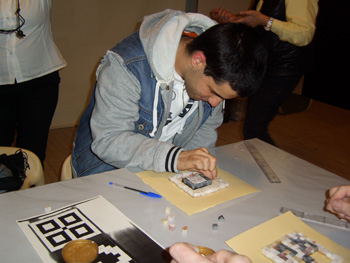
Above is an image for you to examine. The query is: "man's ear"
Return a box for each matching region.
[191,51,207,69]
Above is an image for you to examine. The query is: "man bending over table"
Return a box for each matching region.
[72,9,267,179]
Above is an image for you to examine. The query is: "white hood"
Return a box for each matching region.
[139,9,216,137]
[139,9,216,82]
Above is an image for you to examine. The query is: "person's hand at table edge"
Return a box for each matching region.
[169,242,251,263]
[325,185,350,221]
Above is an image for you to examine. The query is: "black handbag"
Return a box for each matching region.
[0,149,29,193]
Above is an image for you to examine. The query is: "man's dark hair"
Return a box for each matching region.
[186,23,267,98]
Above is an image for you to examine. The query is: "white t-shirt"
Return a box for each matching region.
[0,0,67,84]
[159,71,198,142]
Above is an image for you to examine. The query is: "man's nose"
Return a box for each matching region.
[208,96,223,107]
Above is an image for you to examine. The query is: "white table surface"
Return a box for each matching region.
[0,139,349,262]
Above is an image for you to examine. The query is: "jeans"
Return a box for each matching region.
[0,71,60,164]
[243,74,302,145]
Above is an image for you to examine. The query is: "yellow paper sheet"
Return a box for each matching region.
[136,168,259,215]
[226,211,350,262]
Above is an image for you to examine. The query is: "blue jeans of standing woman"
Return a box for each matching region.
[243,74,302,145]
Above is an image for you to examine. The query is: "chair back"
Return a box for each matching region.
[61,154,72,181]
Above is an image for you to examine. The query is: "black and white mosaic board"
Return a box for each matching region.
[17,196,169,263]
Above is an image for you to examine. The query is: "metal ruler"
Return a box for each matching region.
[244,140,281,183]
[281,207,350,229]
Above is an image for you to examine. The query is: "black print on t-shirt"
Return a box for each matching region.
[166,99,194,125]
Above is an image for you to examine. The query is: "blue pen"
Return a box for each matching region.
[109,182,162,198]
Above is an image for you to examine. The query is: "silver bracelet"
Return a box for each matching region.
[264,17,274,31]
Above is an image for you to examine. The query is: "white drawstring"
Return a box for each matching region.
[149,76,174,137]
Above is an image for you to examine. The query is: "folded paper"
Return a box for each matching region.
[136,168,259,215]
[226,211,349,262]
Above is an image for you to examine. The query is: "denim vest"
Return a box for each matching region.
[111,32,163,137]
[113,31,212,137]
[72,31,212,177]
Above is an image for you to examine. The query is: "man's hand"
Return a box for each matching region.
[236,10,269,28]
[326,185,350,221]
[177,148,217,180]
[169,243,251,263]
[210,7,241,23]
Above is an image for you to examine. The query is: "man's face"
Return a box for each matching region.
[184,68,238,107]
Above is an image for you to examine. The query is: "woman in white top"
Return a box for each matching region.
[0,0,67,164]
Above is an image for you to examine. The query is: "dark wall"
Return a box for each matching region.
[302,0,350,110]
